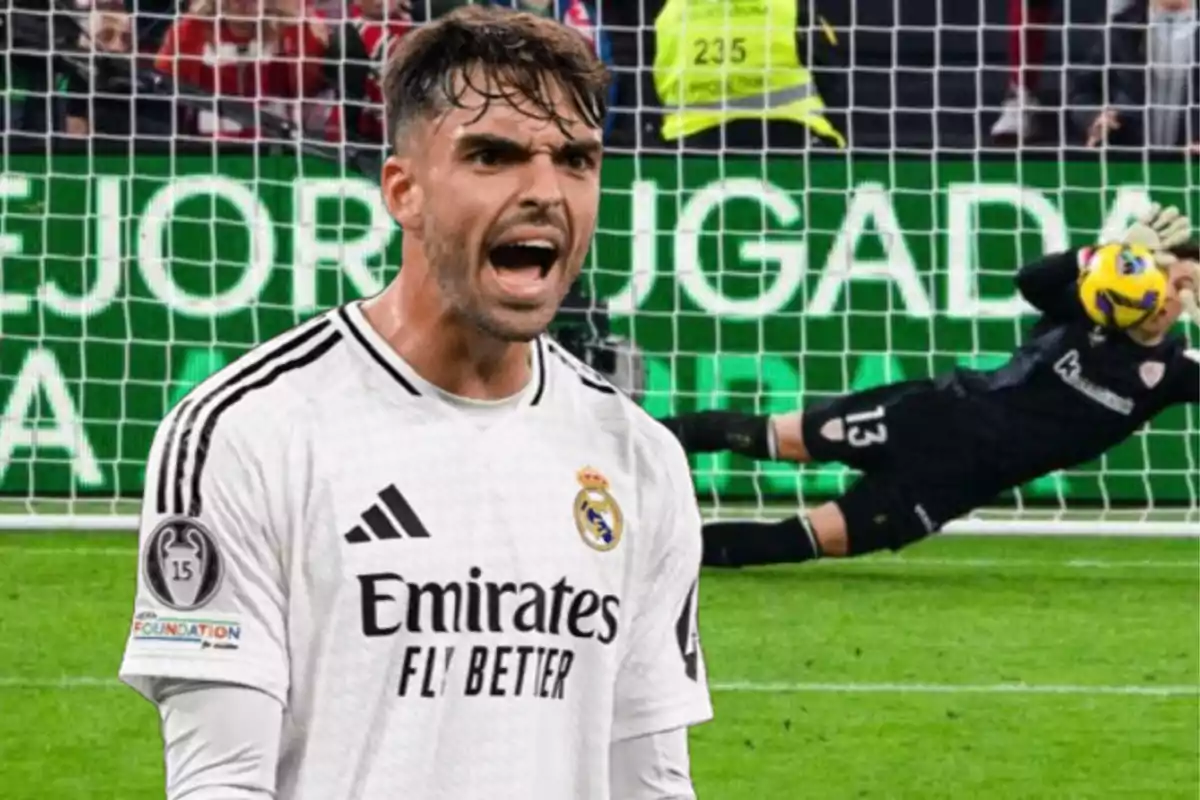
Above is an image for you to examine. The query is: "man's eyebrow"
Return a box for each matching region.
[453,133,602,159]
[556,139,603,160]
[454,133,528,154]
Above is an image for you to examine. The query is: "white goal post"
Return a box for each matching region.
[0,1,1196,536]
[0,513,1196,538]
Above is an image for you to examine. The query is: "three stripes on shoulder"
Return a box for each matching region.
[157,316,343,519]
[545,339,616,396]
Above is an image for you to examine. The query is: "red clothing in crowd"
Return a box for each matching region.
[1006,0,1052,92]
[156,14,329,138]
[326,4,410,145]
[562,0,597,50]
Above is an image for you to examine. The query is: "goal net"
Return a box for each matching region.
[0,0,1196,535]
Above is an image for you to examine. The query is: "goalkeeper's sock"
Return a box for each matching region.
[701,516,822,568]
[659,411,773,459]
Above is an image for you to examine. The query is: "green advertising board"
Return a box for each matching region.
[0,152,1196,504]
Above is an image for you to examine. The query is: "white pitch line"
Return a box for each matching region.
[0,676,1195,698]
[709,681,1200,697]
[0,547,139,557]
[0,676,124,689]
[819,557,1199,571]
[0,548,1196,571]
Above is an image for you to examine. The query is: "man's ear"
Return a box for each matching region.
[381,154,423,234]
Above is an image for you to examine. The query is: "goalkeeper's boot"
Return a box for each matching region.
[701,517,821,568]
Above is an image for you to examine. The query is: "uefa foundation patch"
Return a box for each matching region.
[131,611,242,651]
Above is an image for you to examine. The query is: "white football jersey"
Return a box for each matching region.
[119,301,712,800]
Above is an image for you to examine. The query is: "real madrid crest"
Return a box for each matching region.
[573,467,624,552]
[143,517,225,610]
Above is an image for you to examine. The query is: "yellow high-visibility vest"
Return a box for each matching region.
[653,0,845,147]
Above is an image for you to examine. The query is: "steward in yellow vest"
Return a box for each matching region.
[653,0,845,147]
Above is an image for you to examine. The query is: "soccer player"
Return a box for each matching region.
[119,8,712,799]
[662,209,1200,568]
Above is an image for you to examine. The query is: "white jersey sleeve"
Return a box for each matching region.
[609,728,696,800]
[119,391,292,705]
[159,681,282,799]
[612,428,713,743]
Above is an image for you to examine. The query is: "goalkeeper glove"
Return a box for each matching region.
[1120,203,1192,268]
[1178,260,1200,328]
[1122,204,1200,326]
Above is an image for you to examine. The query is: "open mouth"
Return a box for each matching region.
[488,240,560,279]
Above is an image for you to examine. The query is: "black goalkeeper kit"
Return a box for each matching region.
[663,249,1199,567]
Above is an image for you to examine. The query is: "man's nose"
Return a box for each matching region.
[519,155,565,210]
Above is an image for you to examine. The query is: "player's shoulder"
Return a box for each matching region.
[157,310,349,450]
[541,336,690,477]
[1167,336,1200,369]
[1153,332,1198,366]
[543,336,642,418]
[1162,331,1196,355]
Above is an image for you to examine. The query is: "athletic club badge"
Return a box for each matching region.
[143,517,224,610]
[573,467,624,552]
[1139,361,1165,389]
[820,418,846,442]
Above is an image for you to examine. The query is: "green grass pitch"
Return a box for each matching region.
[0,532,1197,798]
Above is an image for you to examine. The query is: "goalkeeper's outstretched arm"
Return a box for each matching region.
[1014,204,1194,325]
[1013,248,1088,322]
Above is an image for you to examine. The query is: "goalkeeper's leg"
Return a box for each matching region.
[701,508,836,568]
[702,472,977,568]
[659,379,935,469]
[662,380,960,567]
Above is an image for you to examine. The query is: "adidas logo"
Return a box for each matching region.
[344,485,431,543]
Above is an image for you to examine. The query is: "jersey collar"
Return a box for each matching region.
[337,301,548,408]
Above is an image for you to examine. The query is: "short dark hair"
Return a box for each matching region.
[1168,241,1200,262]
[381,6,610,150]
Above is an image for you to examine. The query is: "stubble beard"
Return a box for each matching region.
[424,222,551,343]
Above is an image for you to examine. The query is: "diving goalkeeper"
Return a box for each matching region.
[661,207,1200,568]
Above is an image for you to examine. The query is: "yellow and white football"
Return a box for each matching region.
[1078,243,1168,329]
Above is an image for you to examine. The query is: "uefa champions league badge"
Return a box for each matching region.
[143,517,225,611]
[573,467,624,552]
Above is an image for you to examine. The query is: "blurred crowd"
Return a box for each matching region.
[989,0,1196,151]
[0,0,602,145]
[0,0,1195,154]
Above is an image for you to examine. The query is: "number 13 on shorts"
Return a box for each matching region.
[846,405,888,448]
